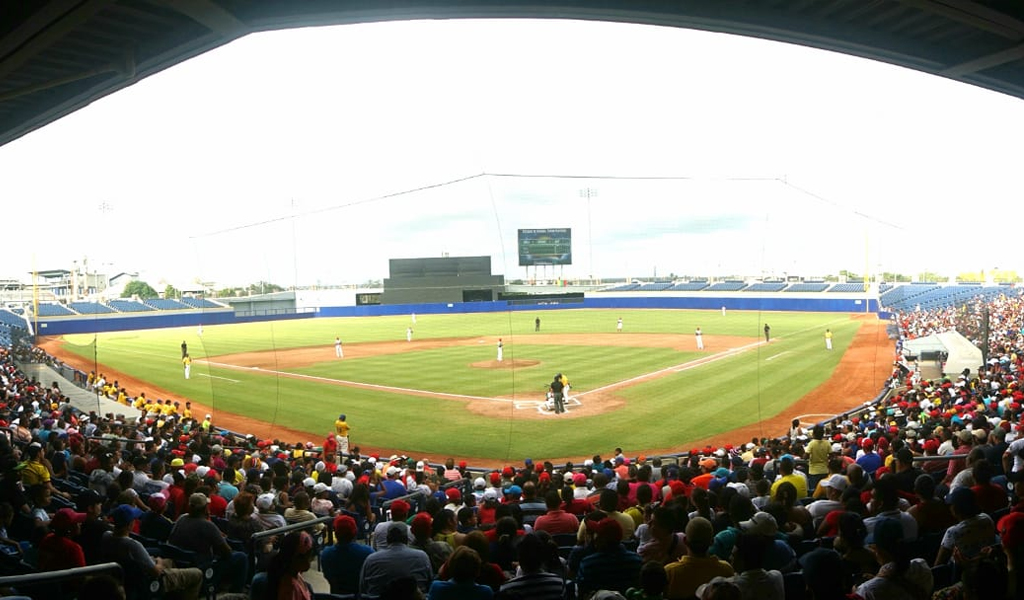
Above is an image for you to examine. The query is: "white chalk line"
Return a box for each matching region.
[196,373,239,383]
[766,351,791,362]
[199,316,852,406]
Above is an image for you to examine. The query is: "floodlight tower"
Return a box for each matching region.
[579,187,598,282]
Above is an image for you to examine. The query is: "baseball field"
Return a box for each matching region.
[38,308,891,463]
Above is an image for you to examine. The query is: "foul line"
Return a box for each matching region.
[202,340,769,405]
[766,351,791,362]
[196,373,239,383]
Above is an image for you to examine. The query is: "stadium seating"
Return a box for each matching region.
[784,283,830,292]
[636,282,673,292]
[108,299,154,312]
[705,281,747,292]
[0,310,24,327]
[667,281,709,291]
[605,283,640,291]
[743,282,787,292]
[34,303,76,316]
[826,283,869,293]
[143,299,189,310]
[179,297,222,309]
[68,301,115,314]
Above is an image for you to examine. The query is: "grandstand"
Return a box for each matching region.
[143,298,190,310]
[67,301,115,314]
[705,281,748,292]
[743,282,787,292]
[784,282,829,292]
[107,299,155,312]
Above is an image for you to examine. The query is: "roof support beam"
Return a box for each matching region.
[896,0,1024,40]
[0,1,113,81]
[940,42,1024,76]
[161,0,249,37]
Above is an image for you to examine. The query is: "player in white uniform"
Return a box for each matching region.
[617,318,623,332]
[335,336,344,358]
[407,327,413,342]
[695,327,704,350]
[497,339,504,362]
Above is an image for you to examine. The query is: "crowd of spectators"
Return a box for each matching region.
[1,293,1024,599]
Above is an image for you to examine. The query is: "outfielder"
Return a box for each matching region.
[695,327,704,350]
[617,318,623,332]
[497,338,504,362]
[407,327,413,342]
[182,354,192,380]
[335,336,344,358]
[825,329,833,350]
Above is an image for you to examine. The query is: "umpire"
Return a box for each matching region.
[550,373,565,414]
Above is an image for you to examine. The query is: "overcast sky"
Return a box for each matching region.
[2,19,1023,288]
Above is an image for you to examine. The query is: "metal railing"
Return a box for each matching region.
[0,561,123,589]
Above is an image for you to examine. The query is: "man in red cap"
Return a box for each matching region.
[576,517,642,596]
[321,514,374,595]
[38,508,86,571]
[371,499,411,550]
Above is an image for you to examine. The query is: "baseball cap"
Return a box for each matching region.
[684,516,714,547]
[390,499,411,518]
[740,512,778,537]
[75,489,103,512]
[585,517,623,543]
[416,461,425,472]
[256,494,275,510]
[821,474,848,492]
[865,517,903,551]
[573,473,587,486]
[503,485,522,497]
[111,504,144,527]
[386,466,399,477]
[699,458,717,469]
[302,477,316,487]
[410,512,432,538]
[473,477,486,489]
[313,483,329,494]
[482,489,498,501]
[148,495,167,512]
[188,493,210,510]
[445,488,462,502]
[945,487,979,515]
[333,514,357,539]
[998,512,1024,549]
[50,508,87,531]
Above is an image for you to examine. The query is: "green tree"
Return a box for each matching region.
[164,284,180,299]
[917,272,949,283]
[121,280,158,299]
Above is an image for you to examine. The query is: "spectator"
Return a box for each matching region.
[452,530,505,591]
[139,494,174,542]
[167,492,248,594]
[371,499,411,549]
[576,517,642,597]
[321,514,373,596]
[863,474,918,541]
[698,533,784,600]
[359,522,433,597]
[74,488,110,564]
[428,546,493,599]
[225,492,265,545]
[38,508,86,571]
[637,505,686,565]
[265,531,316,600]
[855,518,932,600]
[664,516,734,599]
[626,560,668,600]
[769,457,807,500]
[577,489,636,544]
[100,504,203,600]
[534,490,579,535]
[906,474,956,536]
[498,531,564,599]
[934,487,996,567]
[410,512,453,573]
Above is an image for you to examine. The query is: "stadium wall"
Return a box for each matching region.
[33,293,877,335]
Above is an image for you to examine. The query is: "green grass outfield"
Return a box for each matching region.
[53,309,874,460]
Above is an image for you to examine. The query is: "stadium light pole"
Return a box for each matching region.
[579,188,598,282]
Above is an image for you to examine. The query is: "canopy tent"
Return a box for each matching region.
[902,331,983,377]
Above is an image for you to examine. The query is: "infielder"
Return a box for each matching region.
[695,327,704,350]
[617,318,623,332]
[825,329,833,350]
[497,338,504,362]
[407,327,413,342]
[182,354,192,380]
[335,336,344,358]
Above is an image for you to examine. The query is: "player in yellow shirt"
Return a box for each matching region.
[182,401,192,420]
[334,414,350,457]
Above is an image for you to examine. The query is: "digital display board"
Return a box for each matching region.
[518,228,572,266]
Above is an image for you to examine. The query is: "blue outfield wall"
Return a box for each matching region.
[317,295,879,318]
[35,295,878,335]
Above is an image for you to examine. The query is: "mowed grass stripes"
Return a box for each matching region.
[55,309,870,459]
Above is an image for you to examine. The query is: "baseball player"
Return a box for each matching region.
[497,338,504,362]
[695,327,704,350]
[335,336,344,358]
[407,327,413,342]
[182,354,192,380]
[335,413,350,458]
[825,329,833,350]
[617,318,623,332]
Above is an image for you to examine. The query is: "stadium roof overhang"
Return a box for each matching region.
[3,1,1024,149]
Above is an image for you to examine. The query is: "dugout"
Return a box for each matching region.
[381,256,504,305]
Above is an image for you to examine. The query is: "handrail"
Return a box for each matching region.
[0,561,122,587]
[381,490,426,509]
[250,515,333,543]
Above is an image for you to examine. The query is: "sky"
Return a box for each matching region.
[2,18,1023,288]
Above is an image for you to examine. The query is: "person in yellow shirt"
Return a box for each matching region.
[334,414,350,457]
[201,414,211,432]
[825,329,833,350]
[182,354,192,380]
[769,456,808,500]
[182,401,192,420]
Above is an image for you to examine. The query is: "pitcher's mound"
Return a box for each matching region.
[471,359,541,369]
